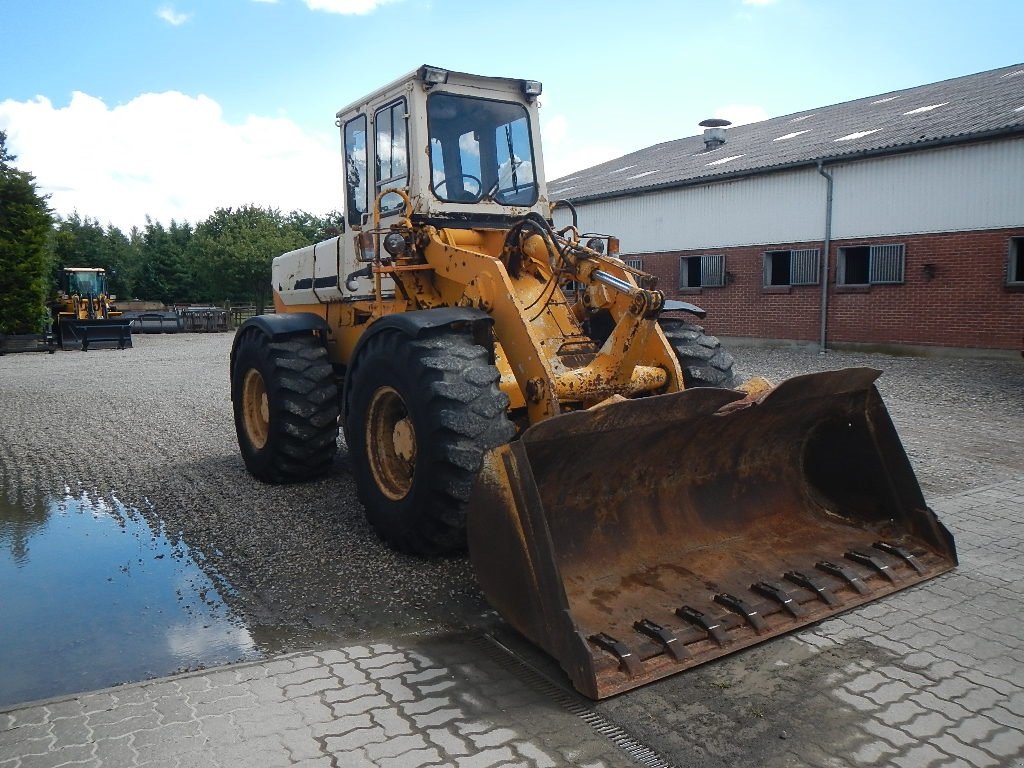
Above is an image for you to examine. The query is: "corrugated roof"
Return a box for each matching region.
[549,64,1024,203]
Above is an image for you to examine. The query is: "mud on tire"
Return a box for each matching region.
[232,331,339,483]
[344,329,516,557]
[659,317,736,388]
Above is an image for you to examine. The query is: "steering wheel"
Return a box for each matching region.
[433,174,483,202]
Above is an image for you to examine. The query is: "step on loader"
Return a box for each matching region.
[229,66,956,699]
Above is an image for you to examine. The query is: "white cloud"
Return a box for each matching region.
[156,5,191,25]
[0,92,342,231]
[303,0,399,14]
[539,102,624,182]
[712,104,770,126]
[164,620,256,659]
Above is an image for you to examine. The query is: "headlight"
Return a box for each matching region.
[520,80,543,101]
[419,66,449,88]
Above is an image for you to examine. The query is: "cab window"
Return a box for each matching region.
[374,99,408,216]
[67,271,105,295]
[344,115,368,227]
[427,93,537,206]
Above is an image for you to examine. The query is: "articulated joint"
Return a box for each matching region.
[629,288,665,318]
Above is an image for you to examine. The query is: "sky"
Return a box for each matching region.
[1,0,1021,232]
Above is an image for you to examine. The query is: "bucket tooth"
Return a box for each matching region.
[589,633,643,677]
[676,606,731,646]
[633,619,690,661]
[785,571,839,606]
[846,550,898,584]
[816,561,870,595]
[714,593,769,634]
[751,581,807,619]
[874,541,926,574]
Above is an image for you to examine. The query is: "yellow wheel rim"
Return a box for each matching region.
[366,386,416,501]
[242,368,270,450]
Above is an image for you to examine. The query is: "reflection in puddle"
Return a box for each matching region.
[0,491,260,707]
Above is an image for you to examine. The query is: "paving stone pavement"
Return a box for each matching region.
[772,476,1024,768]
[0,635,638,768]
[2,477,1023,768]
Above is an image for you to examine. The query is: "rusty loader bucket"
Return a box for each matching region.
[468,368,956,699]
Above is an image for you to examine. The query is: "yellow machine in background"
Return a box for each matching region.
[229,67,956,699]
[52,268,132,350]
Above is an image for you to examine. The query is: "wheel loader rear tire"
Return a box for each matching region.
[344,329,515,557]
[659,318,736,388]
[232,331,339,483]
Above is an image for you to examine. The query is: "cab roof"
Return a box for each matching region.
[335,65,540,119]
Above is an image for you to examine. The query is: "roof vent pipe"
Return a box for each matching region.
[699,118,731,150]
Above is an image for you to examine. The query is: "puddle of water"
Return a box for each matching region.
[0,491,260,708]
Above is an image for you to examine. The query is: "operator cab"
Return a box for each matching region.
[63,268,107,297]
[272,67,551,306]
[337,65,549,229]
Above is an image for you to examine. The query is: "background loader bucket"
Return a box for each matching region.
[59,319,133,350]
[468,368,956,699]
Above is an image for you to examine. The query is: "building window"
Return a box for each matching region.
[1009,238,1024,285]
[763,248,820,286]
[838,244,905,285]
[679,254,725,288]
[624,257,643,270]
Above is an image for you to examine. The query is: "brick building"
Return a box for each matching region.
[550,65,1024,354]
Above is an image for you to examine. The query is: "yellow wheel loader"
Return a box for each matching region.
[230,66,956,699]
[52,268,132,350]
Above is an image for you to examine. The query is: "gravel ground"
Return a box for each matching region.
[730,345,1024,497]
[1,333,1021,654]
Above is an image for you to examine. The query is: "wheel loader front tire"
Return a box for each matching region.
[345,329,515,557]
[659,318,736,388]
[232,331,339,483]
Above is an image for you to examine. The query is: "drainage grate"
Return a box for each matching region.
[478,634,676,768]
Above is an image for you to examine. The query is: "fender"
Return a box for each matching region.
[662,299,707,319]
[343,307,494,407]
[230,312,328,382]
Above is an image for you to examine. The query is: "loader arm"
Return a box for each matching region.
[400,223,684,423]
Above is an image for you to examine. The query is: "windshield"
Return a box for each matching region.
[66,271,106,296]
[427,93,537,207]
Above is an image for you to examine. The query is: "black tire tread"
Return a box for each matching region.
[232,332,339,483]
[659,318,736,388]
[345,329,515,556]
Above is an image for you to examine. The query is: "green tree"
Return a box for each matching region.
[0,131,53,334]
[286,209,345,243]
[133,218,193,304]
[191,205,308,312]
[103,225,137,299]
[52,215,106,286]
[50,214,141,300]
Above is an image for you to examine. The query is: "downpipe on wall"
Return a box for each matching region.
[817,160,834,353]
